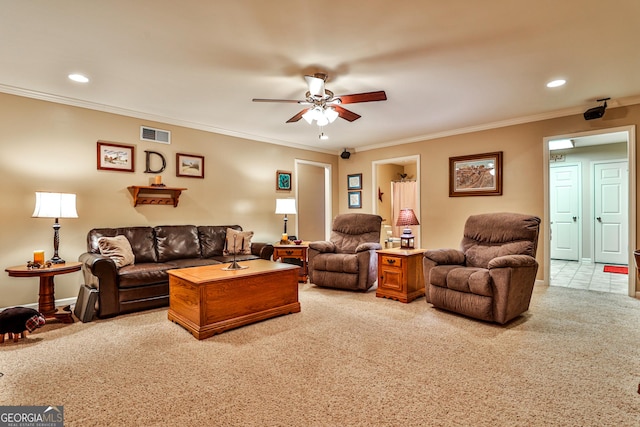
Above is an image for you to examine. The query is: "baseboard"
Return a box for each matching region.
[535,279,546,286]
[0,297,77,312]
[581,258,593,264]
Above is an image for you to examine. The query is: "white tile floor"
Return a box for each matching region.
[549,259,630,294]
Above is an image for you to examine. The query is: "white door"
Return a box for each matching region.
[594,161,628,265]
[550,164,580,261]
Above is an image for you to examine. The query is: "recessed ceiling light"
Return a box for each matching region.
[546,79,566,88]
[68,73,89,83]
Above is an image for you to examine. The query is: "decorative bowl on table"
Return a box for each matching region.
[293,240,302,245]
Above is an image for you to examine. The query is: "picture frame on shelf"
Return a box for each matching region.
[348,191,362,209]
[97,141,135,172]
[449,151,503,197]
[347,173,362,190]
[276,170,292,191]
[176,153,205,178]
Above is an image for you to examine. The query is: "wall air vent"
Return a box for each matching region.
[140,126,171,144]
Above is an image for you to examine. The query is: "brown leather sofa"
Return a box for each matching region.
[78,225,273,318]
[423,213,540,324]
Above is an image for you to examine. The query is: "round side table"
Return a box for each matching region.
[5,261,82,323]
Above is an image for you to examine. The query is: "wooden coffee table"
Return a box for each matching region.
[167,259,300,339]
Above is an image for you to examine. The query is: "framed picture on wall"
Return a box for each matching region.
[97,141,135,172]
[348,191,362,209]
[347,173,362,190]
[276,170,292,191]
[449,151,503,197]
[176,153,205,178]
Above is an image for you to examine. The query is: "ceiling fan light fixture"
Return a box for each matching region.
[325,107,339,123]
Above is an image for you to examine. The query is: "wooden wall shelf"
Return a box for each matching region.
[128,185,187,207]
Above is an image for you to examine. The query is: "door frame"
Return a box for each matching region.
[549,162,582,262]
[372,155,421,248]
[543,125,637,297]
[294,159,333,240]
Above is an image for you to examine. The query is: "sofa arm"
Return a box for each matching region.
[424,248,465,265]
[78,252,119,318]
[251,242,274,260]
[356,242,382,252]
[308,241,336,253]
[488,254,537,269]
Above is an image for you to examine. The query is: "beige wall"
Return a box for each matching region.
[3,92,640,308]
[338,104,640,288]
[0,93,338,307]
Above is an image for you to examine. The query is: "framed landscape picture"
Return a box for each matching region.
[348,191,362,209]
[176,153,204,178]
[449,151,503,197]
[347,173,362,190]
[276,170,292,191]
[97,141,135,172]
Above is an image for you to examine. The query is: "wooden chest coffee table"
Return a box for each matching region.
[167,260,300,339]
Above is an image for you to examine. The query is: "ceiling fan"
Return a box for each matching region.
[252,73,387,125]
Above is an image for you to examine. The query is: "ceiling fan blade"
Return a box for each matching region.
[286,108,310,123]
[334,105,361,122]
[252,98,306,103]
[305,75,325,97]
[336,91,387,104]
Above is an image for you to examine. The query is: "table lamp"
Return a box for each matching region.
[275,198,296,244]
[396,208,419,249]
[32,192,78,264]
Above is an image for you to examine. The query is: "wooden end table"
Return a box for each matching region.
[273,244,308,282]
[5,261,82,323]
[376,248,426,303]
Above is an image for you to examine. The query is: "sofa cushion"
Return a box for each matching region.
[445,267,492,296]
[465,241,535,269]
[312,253,359,274]
[223,228,253,255]
[88,227,157,263]
[154,225,201,262]
[198,225,241,258]
[117,263,175,288]
[164,258,221,269]
[97,235,135,268]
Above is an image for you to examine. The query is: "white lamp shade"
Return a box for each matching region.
[32,192,78,218]
[275,198,297,215]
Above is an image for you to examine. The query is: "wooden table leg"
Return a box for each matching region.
[38,276,73,323]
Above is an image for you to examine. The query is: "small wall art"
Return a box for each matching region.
[176,153,205,178]
[348,191,362,209]
[449,151,503,197]
[347,173,362,190]
[276,170,292,191]
[97,141,135,172]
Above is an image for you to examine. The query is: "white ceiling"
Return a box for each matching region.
[2,0,640,154]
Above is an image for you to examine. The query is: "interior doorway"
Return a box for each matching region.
[544,125,636,297]
[295,159,332,241]
[372,155,421,248]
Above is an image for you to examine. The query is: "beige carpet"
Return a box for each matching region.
[1,283,640,426]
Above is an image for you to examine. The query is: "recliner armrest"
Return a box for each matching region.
[424,248,465,265]
[356,242,382,252]
[308,241,336,253]
[488,254,537,269]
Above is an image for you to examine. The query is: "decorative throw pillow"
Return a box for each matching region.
[98,235,135,268]
[223,228,254,255]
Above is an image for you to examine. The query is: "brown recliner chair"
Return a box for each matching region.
[308,213,383,291]
[423,212,541,324]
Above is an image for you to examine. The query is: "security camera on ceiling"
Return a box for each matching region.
[583,97,610,120]
[340,149,351,159]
